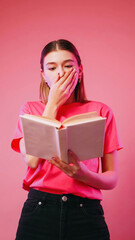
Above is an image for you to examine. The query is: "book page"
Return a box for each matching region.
[62,111,98,126]
[66,118,106,161]
[63,116,104,127]
[21,117,60,159]
[20,114,62,129]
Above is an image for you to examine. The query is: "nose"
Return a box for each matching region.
[58,67,65,78]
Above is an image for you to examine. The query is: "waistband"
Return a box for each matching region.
[28,189,100,206]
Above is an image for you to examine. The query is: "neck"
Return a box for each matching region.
[65,92,76,105]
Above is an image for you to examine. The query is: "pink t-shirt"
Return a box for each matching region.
[11,100,123,200]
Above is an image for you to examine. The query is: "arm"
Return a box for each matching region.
[47,150,118,190]
[19,138,40,168]
[75,150,118,190]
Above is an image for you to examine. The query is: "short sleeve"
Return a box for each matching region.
[103,107,123,154]
[11,102,31,153]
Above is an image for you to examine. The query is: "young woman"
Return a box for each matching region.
[11,39,123,240]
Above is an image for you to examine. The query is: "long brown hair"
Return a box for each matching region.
[40,39,87,104]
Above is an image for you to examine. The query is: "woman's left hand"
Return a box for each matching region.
[47,150,88,181]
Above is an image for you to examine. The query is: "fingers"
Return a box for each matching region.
[66,71,78,94]
[52,68,75,86]
[54,73,61,84]
[58,68,76,86]
[47,152,81,178]
[62,68,77,88]
[47,156,72,174]
[53,68,78,97]
[68,149,80,165]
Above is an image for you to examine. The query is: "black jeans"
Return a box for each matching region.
[15,189,110,240]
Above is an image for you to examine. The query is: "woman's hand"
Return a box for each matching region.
[47,150,88,179]
[47,150,118,190]
[47,68,78,111]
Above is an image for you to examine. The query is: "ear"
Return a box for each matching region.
[40,69,45,80]
[78,64,83,77]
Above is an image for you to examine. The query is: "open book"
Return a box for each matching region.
[20,112,106,163]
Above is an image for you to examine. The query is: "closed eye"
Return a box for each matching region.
[48,67,56,70]
[48,65,73,71]
[65,65,73,68]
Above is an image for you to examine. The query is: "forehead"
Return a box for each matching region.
[44,50,77,64]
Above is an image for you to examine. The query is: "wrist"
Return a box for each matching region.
[42,102,58,119]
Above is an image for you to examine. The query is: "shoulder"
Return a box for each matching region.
[20,100,45,115]
[84,100,113,117]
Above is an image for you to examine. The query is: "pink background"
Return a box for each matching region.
[0,0,135,239]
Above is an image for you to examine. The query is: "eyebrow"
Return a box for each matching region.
[46,59,75,65]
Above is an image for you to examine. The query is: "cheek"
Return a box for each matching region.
[44,73,56,88]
